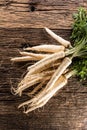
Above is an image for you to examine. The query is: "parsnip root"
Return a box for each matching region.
[45,27,71,47]
[11,27,75,114]
[24,44,65,53]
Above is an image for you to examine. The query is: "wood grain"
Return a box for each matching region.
[0,0,87,29]
[0,0,87,130]
[0,28,87,130]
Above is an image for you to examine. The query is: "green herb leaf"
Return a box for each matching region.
[71,7,87,81]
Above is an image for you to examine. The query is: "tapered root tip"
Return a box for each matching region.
[10,58,15,62]
[23,47,32,51]
[10,58,19,62]
[18,104,22,109]
[44,27,47,29]
[44,27,48,31]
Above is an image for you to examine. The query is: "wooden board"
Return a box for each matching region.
[0,0,87,29]
[0,1,87,130]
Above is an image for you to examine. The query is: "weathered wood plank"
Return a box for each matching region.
[0,1,87,130]
[0,0,87,28]
[0,28,87,130]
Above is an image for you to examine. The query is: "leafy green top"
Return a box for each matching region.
[70,7,87,80]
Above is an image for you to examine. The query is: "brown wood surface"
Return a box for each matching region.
[0,0,87,29]
[0,1,87,130]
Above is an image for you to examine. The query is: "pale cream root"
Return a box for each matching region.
[18,75,67,113]
[15,70,55,96]
[31,70,75,107]
[18,70,75,113]
[11,27,75,114]
[45,27,71,47]
[18,70,55,88]
[31,57,71,103]
[27,77,50,96]
[13,77,43,96]
[30,57,71,100]
[19,51,50,59]
[11,56,39,62]
[27,59,61,73]
[26,51,65,77]
[44,57,72,91]
[24,44,65,53]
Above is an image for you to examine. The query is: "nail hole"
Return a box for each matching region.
[30,5,35,12]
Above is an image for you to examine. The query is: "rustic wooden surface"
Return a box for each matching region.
[0,0,87,130]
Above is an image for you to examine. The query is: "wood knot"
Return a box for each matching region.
[30,5,36,12]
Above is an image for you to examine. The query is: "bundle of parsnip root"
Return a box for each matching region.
[11,8,87,114]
